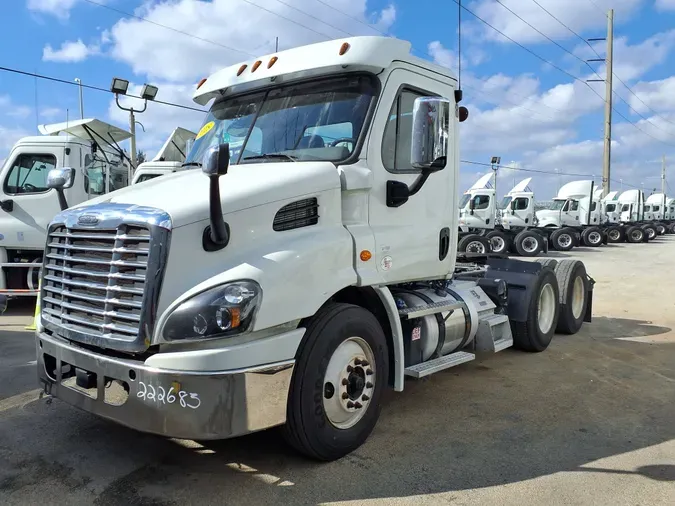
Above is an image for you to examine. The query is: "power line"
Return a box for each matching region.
[587,0,609,18]
[270,0,354,37]
[82,0,255,56]
[0,66,206,113]
[311,0,389,36]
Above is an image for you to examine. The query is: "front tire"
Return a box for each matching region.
[606,226,624,243]
[656,224,666,235]
[550,228,575,251]
[514,230,542,257]
[626,226,644,243]
[283,303,389,461]
[511,267,560,352]
[581,226,603,247]
[485,230,510,255]
[642,224,656,241]
[458,234,492,254]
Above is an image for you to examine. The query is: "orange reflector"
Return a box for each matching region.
[268,56,278,68]
[360,250,372,262]
[237,64,247,76]
[231,307,241,328]
[196,78,207,89]
[339,42,350,55]
[252,60,262,72]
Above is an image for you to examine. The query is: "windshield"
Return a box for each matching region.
[458,194,471,209]
[499,196,512,209]
[184,75,376,166]
[550,199,566,210]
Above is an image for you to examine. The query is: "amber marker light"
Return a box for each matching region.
[339,42,350,55]
[196,78,207,89]
[268,56,278,68]
[252,60,262,72]
[237,64,247,76]
[360,250,372,261]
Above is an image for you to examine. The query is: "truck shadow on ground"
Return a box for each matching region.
[2,317,674,505]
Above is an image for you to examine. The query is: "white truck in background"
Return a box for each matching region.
[33,36,595,461]
[132,127,197,184]
[0,118,131,299]
[457,174,548,256]
[616,189,657,242]
[644,193,671,235]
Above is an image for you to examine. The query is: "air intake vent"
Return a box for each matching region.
[273,198,319,231]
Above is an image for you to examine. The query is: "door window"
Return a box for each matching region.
[3,154,57,194]
[472,194,490,210]
[570,200,579,211]
[513,197,529,210]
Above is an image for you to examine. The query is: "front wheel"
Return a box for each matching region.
[458,234,492,254]
[606,226,624,243]
[581,226,603,247]
[550,228,575,251]
[626,226,644,243]
[485,230,510,254]
[642,225,656,241]
[283,303,389,461]
[656,224,666,235]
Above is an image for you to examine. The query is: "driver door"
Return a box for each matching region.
[561,199,579,226]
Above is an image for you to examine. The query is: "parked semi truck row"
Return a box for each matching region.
[32,36,595,461]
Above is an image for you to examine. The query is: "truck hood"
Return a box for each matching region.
[535,209,559,221]
[74,161,341,228]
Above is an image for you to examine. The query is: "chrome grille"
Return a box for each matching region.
[42,225,151,342]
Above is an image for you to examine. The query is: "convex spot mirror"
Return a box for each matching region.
[47,167,75,190]
[410,97,450,172]
[202,143,231,176]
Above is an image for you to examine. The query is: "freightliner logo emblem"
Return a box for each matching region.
[77,214,100,226]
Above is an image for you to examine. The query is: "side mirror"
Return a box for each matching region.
[48,167,75,211]
[202,143,231,251]
[410,97,450,172]
[47,167,75,190]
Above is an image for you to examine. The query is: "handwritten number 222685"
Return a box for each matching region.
[136,381,201,409]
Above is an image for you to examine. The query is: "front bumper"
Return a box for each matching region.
[36,332,294,440]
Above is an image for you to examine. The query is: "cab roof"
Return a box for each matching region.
[193,36,457,106]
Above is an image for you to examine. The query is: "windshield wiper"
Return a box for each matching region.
[242,153,297,162]
[181,161,202,167]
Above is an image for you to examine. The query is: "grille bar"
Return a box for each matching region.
[43,285,143,309]
[46,242,150,255]
[43,275,145,296]
[46,263,146,282]
[46,253,147,269]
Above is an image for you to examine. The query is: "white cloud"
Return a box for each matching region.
[655,0,675,11]
[27,0,80,20]
[106,0,396,83]
[43,39,100,62]
[470,0,643,45]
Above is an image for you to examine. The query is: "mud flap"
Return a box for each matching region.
[483,257,545,323]
[584,274,595,322]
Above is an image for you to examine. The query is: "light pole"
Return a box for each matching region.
[490,156,501,201]
[110,77,158,180]
[74,78,84,119]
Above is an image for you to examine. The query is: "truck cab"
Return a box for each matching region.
[132,127,197,184]
[499,177,535,230]
[0,118,131,297]
[34,36,593,461]
[458,173,495,231]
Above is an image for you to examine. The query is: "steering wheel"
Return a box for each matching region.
[329,138,356,147]
[23,183,38,192]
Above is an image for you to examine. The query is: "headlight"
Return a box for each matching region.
[162,280,261,341]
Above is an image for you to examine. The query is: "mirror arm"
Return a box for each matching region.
[55,189,68,211]
[408,171,431,197]
[203,175,230,252]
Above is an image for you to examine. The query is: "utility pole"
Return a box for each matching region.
[662,155,667,215]
[587,9,613,197]
[129,109,137,172]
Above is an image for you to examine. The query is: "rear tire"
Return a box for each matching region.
[514,230,542,257]
[656,224,666,235]
[283,303,389,461]
[550,228,575,251]
[642,225,656,241]
[458,234,492,254]
[606,226,624,243]
[581,226,603,247]
[485,230,510,255]
[626,226,644,243]
[552,260,589,335]
[511,267,560,352]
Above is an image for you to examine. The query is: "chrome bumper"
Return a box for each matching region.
[36,332,294,440]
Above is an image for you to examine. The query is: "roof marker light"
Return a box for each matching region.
[268,56,278,69]
[252,60,262,72]
[339,42,350,55]
[196,78,207,89]
[237,64,247,76]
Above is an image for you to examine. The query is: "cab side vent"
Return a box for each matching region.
[273,198,319,231]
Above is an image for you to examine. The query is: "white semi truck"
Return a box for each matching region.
[615,189,657,242]
[0,118,131,299]
[132,127,197,184]
[33,36,594,461]
[644,193,670,235]
[457,174,548,256]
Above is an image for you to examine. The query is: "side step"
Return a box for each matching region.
[475,313,513,352]
[398,300,465,319]
[404,351,475,378]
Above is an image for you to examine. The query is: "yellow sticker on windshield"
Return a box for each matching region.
[196,121,215,140]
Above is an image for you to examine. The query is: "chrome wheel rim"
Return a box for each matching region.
[323,337,376,430]
[588,231,602,244]
[647,228,656,239]
[490,236,505,253]
[522,237,539,253]
[558,234,572,248]
[537,283,556,334]
[466,240,486,254]
[571,275,585,320]
[631,230,642,241]
[608,229,620,241]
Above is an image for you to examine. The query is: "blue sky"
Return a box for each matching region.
[2,0,675,198]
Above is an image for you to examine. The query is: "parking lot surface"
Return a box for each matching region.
[1,238,674,505]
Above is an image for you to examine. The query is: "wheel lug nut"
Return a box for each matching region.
[354,402,363,409]
[366,382,373,388]
[361,360,369,367]
[341,379,349,386]
[366,369,373,375]
[354,358,362,365]
[342,393,349,399]
[347,366,353,373]
[362,394,370,401]
[347,401,355,408]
